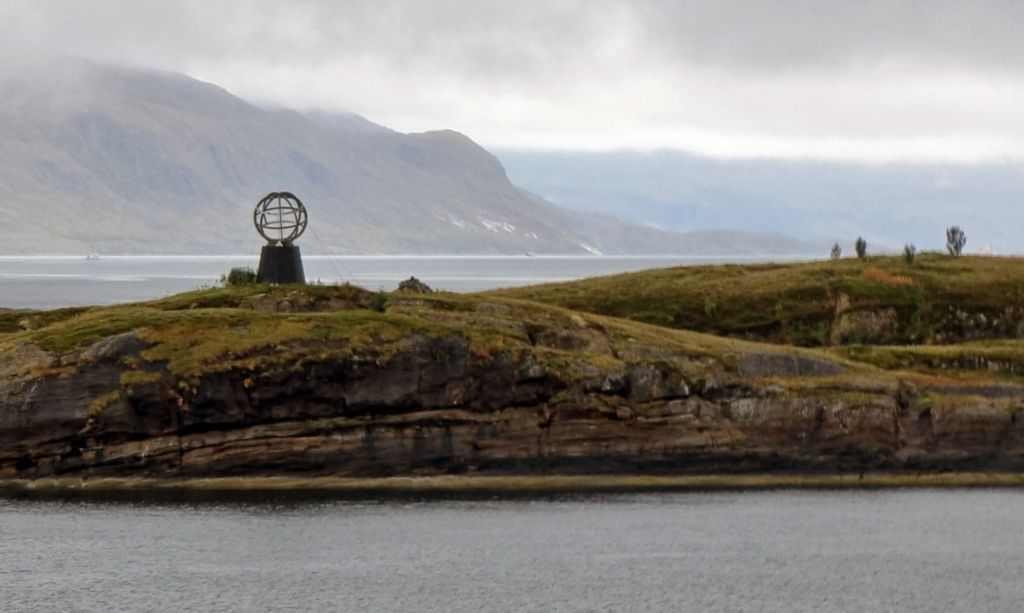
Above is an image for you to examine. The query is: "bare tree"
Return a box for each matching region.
[946,226,966,257]
[830,243,842,261]
[903,244,916,265]
[855,237,867,259]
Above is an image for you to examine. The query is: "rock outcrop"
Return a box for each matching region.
[2,287,1023,481]
[397,277,434,294]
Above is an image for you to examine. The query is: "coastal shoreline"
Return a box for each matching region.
[4,472,1024,495]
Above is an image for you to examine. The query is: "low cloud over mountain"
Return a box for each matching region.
[0,59,815,256]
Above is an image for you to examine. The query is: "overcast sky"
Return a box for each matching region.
[5,0,1024,162]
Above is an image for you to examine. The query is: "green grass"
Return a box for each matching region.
[138,308,442,381]
[11,272,1022,395]
[493,254,1024,347]
[833,340,1024,376]
[3,283,875,393]
[0,283,376,338]
[144,282,376,311]
[0,307,89,334]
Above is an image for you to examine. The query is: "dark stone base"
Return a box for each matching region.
[257,244,305,284]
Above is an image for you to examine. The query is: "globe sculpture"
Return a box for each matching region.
[254,192,308,245]
[254,192,307,284]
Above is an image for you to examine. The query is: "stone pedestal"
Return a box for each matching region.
[257,244,305,284]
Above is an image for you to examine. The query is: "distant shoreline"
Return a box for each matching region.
[4,473,1024,495]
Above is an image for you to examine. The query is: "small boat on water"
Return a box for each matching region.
[85,253,101,261]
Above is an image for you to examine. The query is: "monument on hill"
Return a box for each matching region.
[254,192,307,284]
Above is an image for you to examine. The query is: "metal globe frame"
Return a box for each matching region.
[253,191,307,284]
[253,191,308,245]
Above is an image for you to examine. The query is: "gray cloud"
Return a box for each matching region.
[3,0,1024,161]
[636,0,1024,72]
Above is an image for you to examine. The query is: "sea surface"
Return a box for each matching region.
[0,254,809,310]
[2,489,1023,612]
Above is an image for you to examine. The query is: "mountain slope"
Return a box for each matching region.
[0,59,820,256]
[0,60,594,254]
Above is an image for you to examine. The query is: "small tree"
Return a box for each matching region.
[855,237,867,259]
[903,244,916,265]
[946,226,966,257]
[830,243,842,261]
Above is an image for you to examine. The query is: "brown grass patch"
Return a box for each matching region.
[861,265,916,287]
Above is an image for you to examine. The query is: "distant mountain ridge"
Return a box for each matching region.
[0,59,815,256]
[550,205,822,256]
[497,150,1024,255]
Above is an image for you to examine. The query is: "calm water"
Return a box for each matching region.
[0,255,809,310]
[1,489,1022,612]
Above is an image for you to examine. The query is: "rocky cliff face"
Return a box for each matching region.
[2,287,1022,481]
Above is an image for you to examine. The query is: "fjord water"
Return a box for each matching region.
[3,489,1023,612]
[0,255,806,309]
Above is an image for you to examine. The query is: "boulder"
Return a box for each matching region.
[397,276,434,293]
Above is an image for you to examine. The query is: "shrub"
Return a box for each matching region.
[855,237,867,259]
[903,244,917,265]
[221,267,258,286]
[830,243,842,261]
[370,291,389,312]
[946,226,966,257]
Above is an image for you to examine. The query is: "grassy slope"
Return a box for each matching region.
[2,284,872,394]
[493,254,1024,347]
[0,283,381,335]
[833,341,1024,375]
[7,259,1024,388]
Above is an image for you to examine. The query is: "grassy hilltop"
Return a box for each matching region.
[494,254,1024,348]
[0,283,818,410]
[5,255,1024,389]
